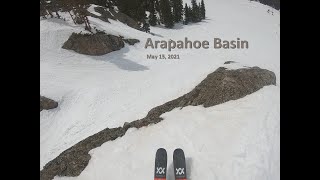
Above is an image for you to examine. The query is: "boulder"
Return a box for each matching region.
[62,32,124,56]
[40,96,58,111]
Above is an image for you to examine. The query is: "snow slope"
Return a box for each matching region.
[55,86,279,180]
[40,0,280,179]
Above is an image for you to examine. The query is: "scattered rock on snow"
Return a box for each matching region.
[62,32,124,56]
[40,96,58,111]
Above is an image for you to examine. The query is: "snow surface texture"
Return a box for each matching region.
[40,0,280,179]
[55,86,279,180]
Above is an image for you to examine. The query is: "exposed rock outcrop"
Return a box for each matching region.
[40,96,58,111]
[40,64,276,180]
[62,32,124,55]
[178,66,276,107]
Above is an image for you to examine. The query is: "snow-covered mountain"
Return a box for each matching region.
[40,0,280,179]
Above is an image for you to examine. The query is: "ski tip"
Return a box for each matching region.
[174,148,184,153]
[156,148,167,156]
[157,148,166,152]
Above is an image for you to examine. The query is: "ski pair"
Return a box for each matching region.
[154,148,187,180]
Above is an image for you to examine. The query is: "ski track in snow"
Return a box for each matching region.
[41,0,280,179]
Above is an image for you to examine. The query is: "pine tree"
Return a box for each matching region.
[160,0,174,28]
[171,0,183,23]
[191,0,200,22]
[92,0,115,8]
[198,2,201,20]
[46,0,92,31]
[154,0,161,25]
[143,22,151,33]
[40,0,48,17]
[183,3,190,25]
[155,0,160,12]
[74,0,92,31]
[200,0,206,20]
[149,0,158,26]
[117,0,146,22]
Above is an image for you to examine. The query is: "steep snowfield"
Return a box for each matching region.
[55,86,279,180]
[40,0,280,179]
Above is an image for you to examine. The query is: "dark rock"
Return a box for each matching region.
[40,65,276,180]
[177,67,276,107]
[123,39,140,45]
[40,127,127,180]
[40,96,58,111]
[224,61,236,64]
[62,32,124,56]
[122,122,131,130]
